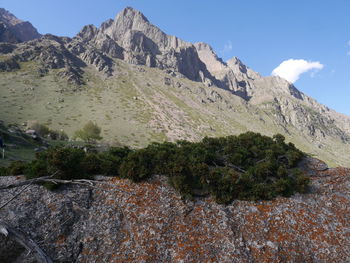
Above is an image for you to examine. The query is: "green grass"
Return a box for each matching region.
[0,58,349,167]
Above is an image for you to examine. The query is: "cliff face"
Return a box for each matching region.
[0,158,349,262]
[75,7,213,83]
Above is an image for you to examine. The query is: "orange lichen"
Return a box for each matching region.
[60,160,350,262]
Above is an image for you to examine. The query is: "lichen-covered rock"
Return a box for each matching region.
[0,158,349,262]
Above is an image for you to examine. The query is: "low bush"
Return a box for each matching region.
[7,160,27,175]
[20,145,132,189]
[118,132,308,203]
[3,132,308,202]
[0,166,9,176]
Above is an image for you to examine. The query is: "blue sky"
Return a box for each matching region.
[2,0,350,115]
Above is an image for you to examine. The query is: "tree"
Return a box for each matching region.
[74,121,102,143]
[28,121,50,137]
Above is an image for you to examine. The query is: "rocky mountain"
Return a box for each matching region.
[0,157,349,262]
[0,7,350,166]
[0,8,41,43]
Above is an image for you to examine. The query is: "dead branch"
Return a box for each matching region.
[40,178,132,194]
[0,172,59,191]
[0,222,53,263]
[0,174,134,195]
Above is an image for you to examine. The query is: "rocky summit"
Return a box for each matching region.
[0,157,349,262]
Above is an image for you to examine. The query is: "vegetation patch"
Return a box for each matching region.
[1,132,308,203]
[119,132,307,202]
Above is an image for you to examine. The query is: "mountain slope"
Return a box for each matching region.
[0,7,349,167]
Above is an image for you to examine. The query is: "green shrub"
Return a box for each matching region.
[24,146,89,182]
[45,147,88,180]
[25,158,48,179]
[118,132,307,202]
[0,166,9,176]
[83,147,131,176]
[118,149,154,182]
[8,132,308,201]
[205,167,239,204]
[48,130,69,141]
[29,122,50,137]
[81,153,101,175]
[7,161,27,175]
[74,121,102,143]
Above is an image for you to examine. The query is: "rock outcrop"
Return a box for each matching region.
[77,7,214,83]
[0,158,349,262]
[0,8,41,43]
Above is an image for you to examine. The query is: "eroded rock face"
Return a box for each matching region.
[0,8,41,43]
[0,158,349,262]
[77,7,213,82]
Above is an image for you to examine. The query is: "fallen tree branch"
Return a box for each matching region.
[39,178,132,194]
[0,173,133,195]
[0,172,59,190]
[0,172,59,210]
[0,222,53,263]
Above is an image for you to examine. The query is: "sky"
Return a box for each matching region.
[1,0,350,115]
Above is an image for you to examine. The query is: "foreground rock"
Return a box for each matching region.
[0,158,349,262]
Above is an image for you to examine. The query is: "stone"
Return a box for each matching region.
[0,160,349,262]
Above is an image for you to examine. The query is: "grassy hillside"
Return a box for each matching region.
[0,58,348,167]
[0,122,41,166]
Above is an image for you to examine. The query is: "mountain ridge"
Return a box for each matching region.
[0,7,349,166]
[0,8,41,43]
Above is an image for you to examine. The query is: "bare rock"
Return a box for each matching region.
[0,161,349,262]
[0,8,41,43]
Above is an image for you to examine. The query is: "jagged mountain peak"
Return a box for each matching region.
[76,24,98,42]
[194,42,227,66]
[194,42,227,73]
[116,6,150,23]
[227,56,249,74]
[227,56,244,67]
[194,42,214,52]
[0,8,22,26]
[109,6,154,37]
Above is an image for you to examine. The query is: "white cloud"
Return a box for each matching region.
[348,40,350,46]
[222,41,233,53]
[347,51,350,56]
[272,59,324,83]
